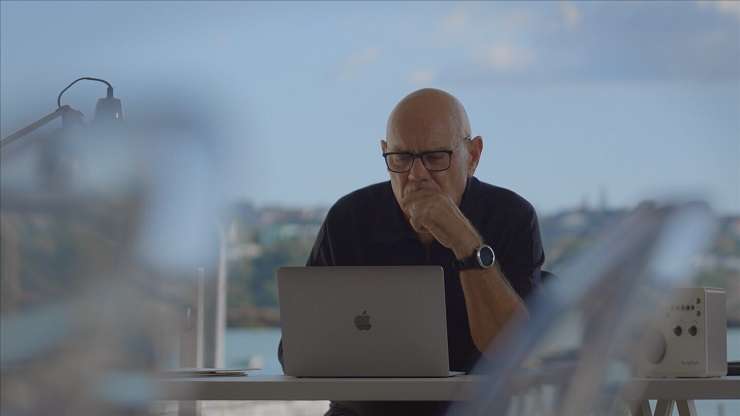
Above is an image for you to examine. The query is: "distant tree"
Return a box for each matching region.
[248,237,313,307]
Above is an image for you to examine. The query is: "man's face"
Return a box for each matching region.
[382,129,473,211]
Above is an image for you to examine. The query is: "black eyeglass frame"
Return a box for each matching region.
[382,136,471,173]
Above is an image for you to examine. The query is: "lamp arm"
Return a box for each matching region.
[0,106,80,149]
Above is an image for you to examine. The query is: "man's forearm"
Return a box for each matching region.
[415,197,530,358]
[459,264,528,359]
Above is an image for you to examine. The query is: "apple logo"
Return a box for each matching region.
[354,310,372,331]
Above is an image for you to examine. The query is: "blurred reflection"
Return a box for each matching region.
[1,91,229,414]
[448,201,716,416]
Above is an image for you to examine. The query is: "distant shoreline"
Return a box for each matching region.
[228,306,280,327]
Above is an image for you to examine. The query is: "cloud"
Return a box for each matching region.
[560,1,582,29]
[480,44,535,72]
[431,2,737,86]
[436,4,534,47]
[451,2,738,85]
[698,0,740,21]
[338,47,380,80]
[442,7,469,33]
[408,70,436,86]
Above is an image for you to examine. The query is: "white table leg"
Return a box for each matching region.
[654,400,675,416]
[676,400,697,416]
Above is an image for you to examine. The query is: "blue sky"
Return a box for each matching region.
[2,1,738,215]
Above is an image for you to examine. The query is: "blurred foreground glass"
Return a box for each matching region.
[1,95,229,414]
[447,200,717,416]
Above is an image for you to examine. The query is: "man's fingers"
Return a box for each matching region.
[408,201,441,235]
[401,189,438,211]
[408,215,426,233]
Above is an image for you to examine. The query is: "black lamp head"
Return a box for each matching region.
[94,86,123,123]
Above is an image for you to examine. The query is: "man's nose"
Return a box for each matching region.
[407,156,431,181]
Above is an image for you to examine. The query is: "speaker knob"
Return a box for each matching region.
[644,328,667,364]
[673,326,682,336]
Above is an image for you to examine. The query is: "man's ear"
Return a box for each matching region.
[467,136,483,176]
[380,139,388,154]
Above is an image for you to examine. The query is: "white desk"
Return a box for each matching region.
[157,375,481,401]
[157,375,740,415]
[623,377,740,401]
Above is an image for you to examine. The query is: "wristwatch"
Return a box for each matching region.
[454,244,495,271]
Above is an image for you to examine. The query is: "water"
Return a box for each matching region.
[225,327,285,374]
[226,328,740,413]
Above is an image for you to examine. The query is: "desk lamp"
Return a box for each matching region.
[1,77,123,149]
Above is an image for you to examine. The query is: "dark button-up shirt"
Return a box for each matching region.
[278,176,545,416]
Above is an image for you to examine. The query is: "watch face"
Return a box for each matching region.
[478,245,495,268]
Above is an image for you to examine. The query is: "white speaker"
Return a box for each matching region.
[638,287,727,378]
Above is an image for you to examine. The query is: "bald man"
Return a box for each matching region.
[278,88,545,416]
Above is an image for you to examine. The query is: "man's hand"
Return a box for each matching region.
[400,185,482,259]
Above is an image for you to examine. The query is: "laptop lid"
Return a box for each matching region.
[277,266,449,377]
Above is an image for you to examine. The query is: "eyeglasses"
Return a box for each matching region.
[382,136,470,173]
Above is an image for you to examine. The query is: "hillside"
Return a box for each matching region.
[224,203,740,327]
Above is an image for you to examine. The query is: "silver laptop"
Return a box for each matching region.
[277,266,454,377]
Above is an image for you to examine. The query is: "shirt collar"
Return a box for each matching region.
[369,183,416,243]
[459,176,479,222]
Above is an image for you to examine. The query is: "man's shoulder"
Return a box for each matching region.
[326,181,393,218]
[471,177,536,218]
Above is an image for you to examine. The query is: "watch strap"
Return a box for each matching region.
[454,253,479,271]
[454,245,494,271]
